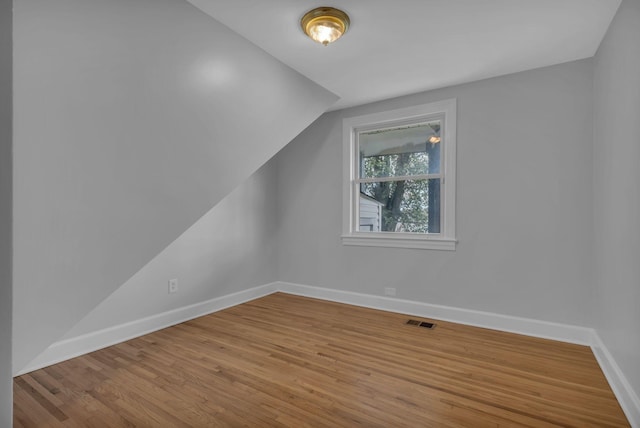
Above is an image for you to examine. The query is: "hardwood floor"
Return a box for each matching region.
[14,292,629,427]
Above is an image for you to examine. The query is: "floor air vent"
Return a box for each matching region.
[406,319,436,329]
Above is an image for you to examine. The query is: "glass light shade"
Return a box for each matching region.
[301,7,350,46]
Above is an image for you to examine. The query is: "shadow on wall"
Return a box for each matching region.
[12,0,336,373]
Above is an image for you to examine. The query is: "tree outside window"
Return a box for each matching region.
[358,121,442,234]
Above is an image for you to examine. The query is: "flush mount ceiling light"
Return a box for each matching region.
[301,7,350,46]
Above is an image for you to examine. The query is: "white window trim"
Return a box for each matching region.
[342,99,457,250]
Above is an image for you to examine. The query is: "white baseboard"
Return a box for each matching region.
[16,280,639,427]
[276,281,639,426]
[591,332,640,428]
[16,282,279,376]
[276,282,593,345]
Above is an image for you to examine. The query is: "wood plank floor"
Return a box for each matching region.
[14,292,629,427]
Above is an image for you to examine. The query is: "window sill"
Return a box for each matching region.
[341,234,456,251]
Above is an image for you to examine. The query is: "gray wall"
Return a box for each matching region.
[593,0,640,401]
[276,59,595,327]
[61,160,278,339]
[13,0,336,372]
[0,0,11,423]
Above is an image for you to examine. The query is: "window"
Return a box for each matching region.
[342,99,456,250]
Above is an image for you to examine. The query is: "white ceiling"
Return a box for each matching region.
[187,0,621,111]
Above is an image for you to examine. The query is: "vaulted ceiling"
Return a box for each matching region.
[12,0,336,372]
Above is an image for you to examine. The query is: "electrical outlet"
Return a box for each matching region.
[384,287,396,297]
[168,278,178,294]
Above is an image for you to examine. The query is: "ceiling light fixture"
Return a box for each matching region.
[429,135,441,144]
[301,7,350,46]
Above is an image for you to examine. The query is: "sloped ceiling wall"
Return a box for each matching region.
[13,0,337,372]
[61,161,280,343]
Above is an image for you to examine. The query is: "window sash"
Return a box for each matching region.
[356,117,444,180]
[352,177,444,236]
[342,98,457,250]
[356,174,443,184]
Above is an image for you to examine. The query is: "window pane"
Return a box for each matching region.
[359,121,441,178]
[359,179,440,233]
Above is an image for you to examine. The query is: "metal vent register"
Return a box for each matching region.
[406,319,436,329]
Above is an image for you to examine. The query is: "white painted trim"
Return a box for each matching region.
[275,282,593,345]
[342,99,457,250]
[341,234,456,250]
[16,280,639,426]
[16,282,279,376]
[591,332,640,427]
